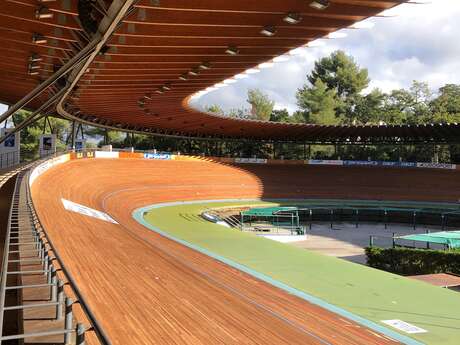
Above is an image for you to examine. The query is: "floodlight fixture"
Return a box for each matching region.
[199,62,211,70]
[32,33,47,44]
[35,6,54,19]
[28,63,41,70]
[179,74,188,80]
[29,53,42,62]
[260,25,277,37]
[309,0,330,10]
[225,46,239,55]
[188,69,200,76]
[283,13,302,24]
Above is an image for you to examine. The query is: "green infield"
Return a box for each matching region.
[134,200,460,345]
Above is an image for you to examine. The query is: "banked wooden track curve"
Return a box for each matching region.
[30,158,460,345]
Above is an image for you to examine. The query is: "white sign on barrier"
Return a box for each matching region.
[95,151,119,159]
[235,158,267,164]
[61,198,118,224]
[416,162,456,170]
[381,320,427,334]
[308,160,343,166]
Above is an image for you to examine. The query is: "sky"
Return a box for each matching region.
[191,0,460,114]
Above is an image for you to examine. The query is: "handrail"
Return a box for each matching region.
[25,161,112,344]
[0,173,19,337]
[0,153,111,344]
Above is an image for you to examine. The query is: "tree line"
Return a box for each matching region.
[206,50,460,126]
[7,50,460,163]
[204,50,460,162]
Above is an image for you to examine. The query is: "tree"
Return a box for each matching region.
[353,89,386,125]
[247,88,275,121]
[380,81,433,125]
[296,79,340,125]
[227,108,251,119]
[430,84,460,123]
[408,81,432,124]
[11,111,71,159]
[84,127,124,146]
[308,50,369,98]
[306,50,369,124]
[270,109,290,122]
[205,104,223,115]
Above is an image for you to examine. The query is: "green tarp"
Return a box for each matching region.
[241,206,297,216]
[399,231,460,248]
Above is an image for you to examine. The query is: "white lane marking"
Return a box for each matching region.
[61,198,118,224]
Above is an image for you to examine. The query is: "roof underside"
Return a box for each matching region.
[2,0,460,143]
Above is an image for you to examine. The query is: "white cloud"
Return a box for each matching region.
[196,0,460,113]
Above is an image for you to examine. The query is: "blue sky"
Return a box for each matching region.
[192,0,460,114]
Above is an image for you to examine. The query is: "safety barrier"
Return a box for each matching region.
[67,149,460,171]
[0,155,110,344]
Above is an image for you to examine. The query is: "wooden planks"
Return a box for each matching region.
[29,158,458,344]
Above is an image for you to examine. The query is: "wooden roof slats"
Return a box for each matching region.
[6,0,456,143]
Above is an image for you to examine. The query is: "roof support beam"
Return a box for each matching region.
[0,88,66,145]
[0,39,97,124]
[57,0,139,123]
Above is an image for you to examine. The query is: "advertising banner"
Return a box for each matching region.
[416,162,456,170]
[396,161,417,168]
[95,151,119,159]
[235,158,267,164]
[343,160,379,167]
[308,160,343,166]
[144,153,172,160]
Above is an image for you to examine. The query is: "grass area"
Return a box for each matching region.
[140,200,460,345]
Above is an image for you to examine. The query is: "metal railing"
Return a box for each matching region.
[0,157,111,344]
[0,151,19,169]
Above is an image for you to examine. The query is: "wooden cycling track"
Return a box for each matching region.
[30,158,460,345]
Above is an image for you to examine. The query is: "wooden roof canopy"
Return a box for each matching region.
[2,0,460,144]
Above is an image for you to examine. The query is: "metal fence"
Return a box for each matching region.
[0,151,19,169]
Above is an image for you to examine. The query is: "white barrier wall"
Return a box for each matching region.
[28,152,460,190]
[29,153,70,186]
[94,151,119,159]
